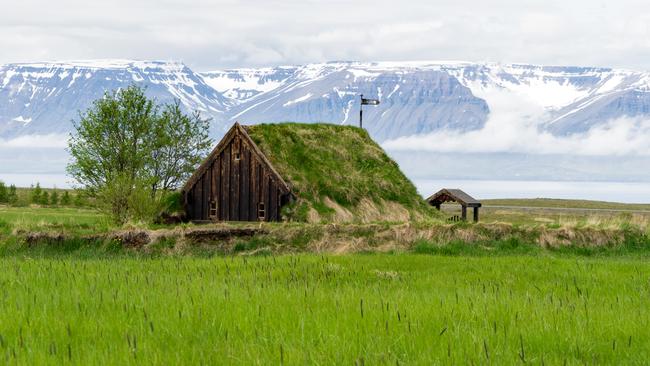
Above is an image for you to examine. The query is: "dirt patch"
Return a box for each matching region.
[108,230,151,248]
[24,232,69,246]
[184,227,267,243]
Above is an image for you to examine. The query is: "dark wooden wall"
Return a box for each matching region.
[184,132,289,222]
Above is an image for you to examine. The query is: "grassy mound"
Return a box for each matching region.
[246,123,435,223]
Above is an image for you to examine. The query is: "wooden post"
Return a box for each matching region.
[359,94,363,128]
[473,207,479,222]
[461,205,467,221]
[435,203,441,210]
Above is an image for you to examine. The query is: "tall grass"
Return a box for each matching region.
[0,254,649,364]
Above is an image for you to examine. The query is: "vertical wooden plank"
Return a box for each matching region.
[189,187,196,220]
[194,186,201,220]
[241,145,250,221]
[201,173,209,220]
[222,145,231,221]
[269,180,278,221]
[250,157,258,221]
[261,171,269,222]
[207,165,212,215]
[195,178,201,220]
[214,157,221,220]
[231,138,240,221]
[196,176,203,220]
[210,160,216,202]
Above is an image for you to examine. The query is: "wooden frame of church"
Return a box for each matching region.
[182,123,293,222]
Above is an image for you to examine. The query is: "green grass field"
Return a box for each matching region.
[0,206,109,235]
[1,201,650,364]
[436,199,650,227]
[1,254,649,364]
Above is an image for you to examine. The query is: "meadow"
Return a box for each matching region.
[1,201,650,364]
[2,254,650,365]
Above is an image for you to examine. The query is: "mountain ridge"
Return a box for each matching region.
[2,59,650,141]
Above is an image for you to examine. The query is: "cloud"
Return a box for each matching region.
[383,87,650,156]
[2,1,650,70]
[0,134,69,149]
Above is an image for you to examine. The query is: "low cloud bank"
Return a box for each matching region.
[383,88,650,156]
[384,118,650,156]
[0,134,69,149]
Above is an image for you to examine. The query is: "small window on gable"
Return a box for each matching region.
[233,141,241,161]
[209,201,218,218]
[258,202,265,221]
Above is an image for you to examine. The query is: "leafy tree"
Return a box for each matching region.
[50,190,59,206]
[0,181,7,203]
[61,191,71,206]
[67,85,211,224]
[31,183,43,204]
[40,191,50,206]
[7,185,18,204]
[148,100,212,198]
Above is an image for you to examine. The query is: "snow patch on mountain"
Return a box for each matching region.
[283,93,313,107]
[201,67,296,103]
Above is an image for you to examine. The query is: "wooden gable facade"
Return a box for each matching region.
[182,123,293,222]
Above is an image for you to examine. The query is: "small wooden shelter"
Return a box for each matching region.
[427,188,482,222]
[182,123,293,222]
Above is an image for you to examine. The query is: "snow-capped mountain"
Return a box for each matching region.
[0,60,229,138]
[440,63,650,135]
[205,61,650,139]
[2,59,650,142]
[209,62,489,141]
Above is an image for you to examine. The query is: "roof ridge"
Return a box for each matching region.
[182,122,291,194]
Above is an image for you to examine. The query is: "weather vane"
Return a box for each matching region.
[359,94,380,129]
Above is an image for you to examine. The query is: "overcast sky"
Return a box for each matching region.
[3,0,650,71]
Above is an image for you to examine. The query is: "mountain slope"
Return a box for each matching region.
[221,63,489,141]
[206,61,650,139]
[0,60,230,138]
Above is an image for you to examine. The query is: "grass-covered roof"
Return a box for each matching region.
[245,123,435,223]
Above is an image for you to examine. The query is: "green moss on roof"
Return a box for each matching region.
[246,123,436,222]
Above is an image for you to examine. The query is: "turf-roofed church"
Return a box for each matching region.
[182,122,292,222]
[182,122,432,223]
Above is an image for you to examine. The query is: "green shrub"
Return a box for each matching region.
[50,190,59,206]
[161,192,183,214]
[40,191,50,206]
[31,182,43,204]
[0,181,7,203]
[61,191,71,206]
